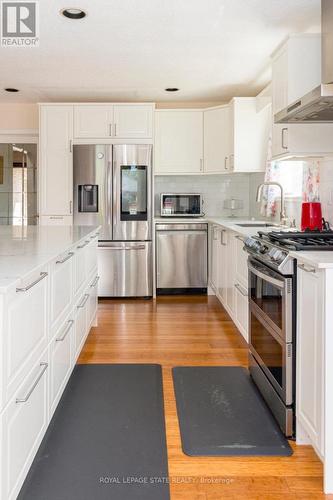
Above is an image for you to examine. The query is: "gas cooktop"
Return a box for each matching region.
[258,230,333,251]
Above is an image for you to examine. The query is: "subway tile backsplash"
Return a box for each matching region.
[154,174,251,217]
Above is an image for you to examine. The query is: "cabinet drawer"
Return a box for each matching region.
[86,237,98,277]
[49,316,74,417]
[1,267,49,410]
[1,349,49,500]
[73,292,89,362]
[50,249,74,331]
[75,239,90,294]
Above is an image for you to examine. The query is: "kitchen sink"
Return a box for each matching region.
[236,223,278,228]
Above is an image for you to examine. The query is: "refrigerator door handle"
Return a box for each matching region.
[105,150,112,226]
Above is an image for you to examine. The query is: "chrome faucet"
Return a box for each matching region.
[256,182,287,225]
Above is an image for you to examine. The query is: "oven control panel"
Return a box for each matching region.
[244,237,293,274]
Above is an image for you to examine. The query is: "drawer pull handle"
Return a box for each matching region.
[16,362,48,403]
[16,272,48,292]
[235,282,248,297]
[56,319,74,342]
[235,235,245,242]
[56,252,74,264]
[77,240,90,249]
[98,245,145,250]
[90,276,100,288]
[297,263,316,273]
[77,293,89,309]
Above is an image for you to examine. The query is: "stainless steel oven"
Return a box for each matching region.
[247,253,295,437]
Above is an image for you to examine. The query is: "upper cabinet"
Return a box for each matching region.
[154,110,203,174]
[271,34,333,159]
[155,102,269,175]
[229,98,270,173]
[73,103,153,139]
[74,105,112,138]
[113,104,153,138]
[39,105,73,217]
[203,106,230,173]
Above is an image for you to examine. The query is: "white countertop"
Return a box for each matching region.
[154,216,333,269]
[0,225,100,293]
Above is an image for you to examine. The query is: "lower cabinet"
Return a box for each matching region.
[49,316,74,418]
[1,349,49,500]
[209,224,249,342]
[296,263,324,459]
[0,230,99,500]
[234,281,249,342]
[74,291,90,362]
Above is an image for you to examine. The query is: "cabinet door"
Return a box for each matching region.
[74,105,112,138]
[217,229,227,305]
[204,107,229,173]
[210,225,219,291]
[113,104,153,138]
[235,235,248,287]
[40,105,73,216]
[1,350,49,500]
[88,274,99,327]
[297,265,324,457]
[226,232,236,315]
[155,111,203,174]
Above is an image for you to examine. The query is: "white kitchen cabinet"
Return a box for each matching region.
[228,98,270,173]
[226,231,236,315]
[74,239,90,295]
[209,224,220,291]
[74,104,113,139]
[88,274,99,328]
[154,110,203,174]
[1,348,49,500]
[39,105,73,217]
[74,291,89,362]
[113,104,153,138]
[203,106,230,173]
[50,249,74,335]
[1,266,49,411]
[49,316,73,417]
[217,228,228,304]
[271,34,333,159]
[297,263,325,459]
[234,281,249,342]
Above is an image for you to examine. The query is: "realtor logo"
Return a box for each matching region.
[1,1,39,46]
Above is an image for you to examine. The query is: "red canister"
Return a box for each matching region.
[301,202,322,231]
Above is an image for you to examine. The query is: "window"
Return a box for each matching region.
[274,161,303,199]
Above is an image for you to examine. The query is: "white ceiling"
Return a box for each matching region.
[0,0,321,103]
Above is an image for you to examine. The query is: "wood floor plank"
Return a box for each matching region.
[78,295,329,498]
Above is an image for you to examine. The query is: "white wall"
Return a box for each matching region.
[0,104,38,130]
[154,174,251,217]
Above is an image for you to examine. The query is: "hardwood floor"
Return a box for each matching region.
[78,295,331,499]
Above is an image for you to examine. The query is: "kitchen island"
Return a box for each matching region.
[0,225,100,500]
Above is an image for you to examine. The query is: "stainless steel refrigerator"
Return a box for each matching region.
[73,144,152,297]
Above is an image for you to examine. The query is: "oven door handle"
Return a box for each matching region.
[248,262,285,290]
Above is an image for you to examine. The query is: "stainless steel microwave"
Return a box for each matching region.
[160,193,203,217]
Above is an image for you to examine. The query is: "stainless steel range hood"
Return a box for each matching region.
[275,0,333,123]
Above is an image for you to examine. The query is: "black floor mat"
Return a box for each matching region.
[172,366,292,457]
[18,364,170,500]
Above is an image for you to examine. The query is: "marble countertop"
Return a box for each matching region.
[154,216,333,269]
[0,225,100,293]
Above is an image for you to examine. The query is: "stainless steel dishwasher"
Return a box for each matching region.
[156,223,208,294]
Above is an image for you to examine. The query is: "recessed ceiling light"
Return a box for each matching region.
[60,8,87,19]
[165,88,179,92]
[4,88,19,92]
